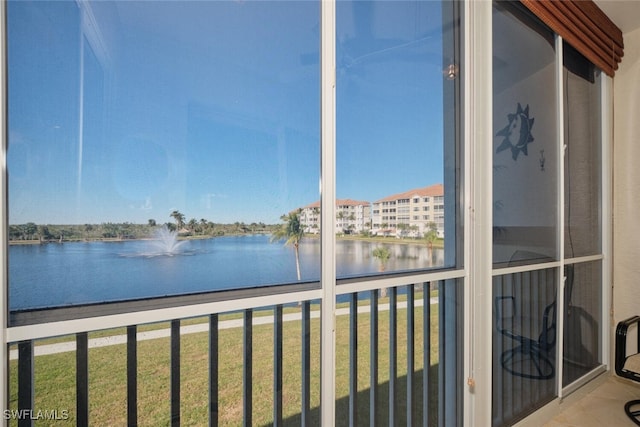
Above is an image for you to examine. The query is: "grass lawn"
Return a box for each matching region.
[8,292,441,426]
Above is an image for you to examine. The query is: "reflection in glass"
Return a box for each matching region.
[492,2,557,266]
[7,1,320,309]
[492,267,557,427]
[564,42,602,258]
[563,262,602,387]
[336,0,460,276]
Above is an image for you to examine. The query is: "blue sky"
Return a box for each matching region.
[8,0,447,225]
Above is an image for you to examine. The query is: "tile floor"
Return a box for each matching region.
[544,376,640,426]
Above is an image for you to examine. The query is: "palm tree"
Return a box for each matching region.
[271,210,304,281]
[424,221,438,254]
[170,210,185,230]
[372,246,391,297]
[188,218,198,234]
[372,246,391,272]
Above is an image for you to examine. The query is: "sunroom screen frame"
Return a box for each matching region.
[0,1,469,426]
[0,1,614,426]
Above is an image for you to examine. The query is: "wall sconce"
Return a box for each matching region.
[444,63,458,80]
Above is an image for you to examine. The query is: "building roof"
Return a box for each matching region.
[298,184,443,210]
[374,183,444,203]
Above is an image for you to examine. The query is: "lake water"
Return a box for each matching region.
[9,235,444,311]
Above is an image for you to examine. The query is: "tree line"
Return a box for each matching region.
[9,211,276,243]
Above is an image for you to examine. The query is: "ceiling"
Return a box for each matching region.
[595,0,640,34]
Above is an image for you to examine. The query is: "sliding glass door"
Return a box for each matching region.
[491,3,604,426]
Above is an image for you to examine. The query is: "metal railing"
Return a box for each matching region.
[8,277,463,426]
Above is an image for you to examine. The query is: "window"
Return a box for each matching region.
[7,1,321,315]
[492,3,558,425]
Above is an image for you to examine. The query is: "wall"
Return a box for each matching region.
[613,27,640,327]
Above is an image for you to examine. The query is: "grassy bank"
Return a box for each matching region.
[8,296,440,426]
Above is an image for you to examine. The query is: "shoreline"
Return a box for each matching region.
[7,232,267,246]
[9,233,444,249]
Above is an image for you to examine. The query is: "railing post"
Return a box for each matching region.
[76,332,88,427]
[301,301,311,426]
[170,320,180,427]
[389,287,397,426]
[407,284,415,425]
[424,282,432,427]
[127,326,138,426]
[209,314,218,427]
[349,293,358,426]
[273,305,283,426]
[17,341,33,427]
[243,309,253,427]
[370,290,378,427]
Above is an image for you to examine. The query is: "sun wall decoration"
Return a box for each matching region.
[496,103,535,161]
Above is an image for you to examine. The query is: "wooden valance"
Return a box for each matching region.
[520,0,624,77]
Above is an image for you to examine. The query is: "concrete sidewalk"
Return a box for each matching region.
[10,297,438,360]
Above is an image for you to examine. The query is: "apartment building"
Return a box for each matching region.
[371,183,444,238]
[299,199,371,234]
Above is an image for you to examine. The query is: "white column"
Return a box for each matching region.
[320,0,337,425]
[468,0,493,425]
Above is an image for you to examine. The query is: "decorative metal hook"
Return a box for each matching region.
[443,63,458,80]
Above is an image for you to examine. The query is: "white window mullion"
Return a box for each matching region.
[555,34,566,400]
[462,0,473,425]
[0,0,7,420]
[320,0,336,425]
[601,74,613,369]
